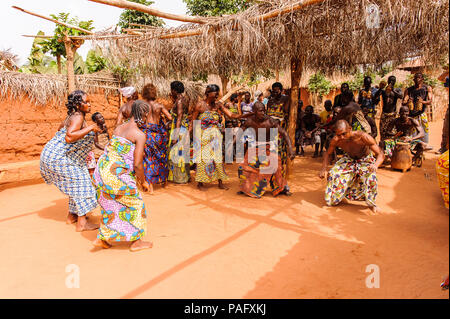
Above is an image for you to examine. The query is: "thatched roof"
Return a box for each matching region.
[95,0,448,80]
[0,71,205,105]
[0,49,19,71]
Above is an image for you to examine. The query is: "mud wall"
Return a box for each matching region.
[0,91,121,163]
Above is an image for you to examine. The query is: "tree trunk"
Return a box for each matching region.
[287,57,303,179]
[56,54,62,74]
[64,39,76,93]
[220,75,229,96]
[275,69,280,82]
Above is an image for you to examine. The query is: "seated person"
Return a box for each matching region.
[382,106,425,166]
[298,105,322,157]
[236,102,295,198]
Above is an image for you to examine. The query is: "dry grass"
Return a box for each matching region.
[0,71,205,106]
[93,0,448,81]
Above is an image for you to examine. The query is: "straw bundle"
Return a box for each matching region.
[94,0,448,80]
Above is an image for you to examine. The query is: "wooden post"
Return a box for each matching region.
[64,35,83,93]
[220,75,229,96]
[287,57,303,178]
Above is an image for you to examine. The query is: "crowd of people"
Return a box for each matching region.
[38,73,449,255]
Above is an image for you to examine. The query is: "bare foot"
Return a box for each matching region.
[197,183,207,191]
[149,183,154,195]
[130,239,153,252]
[369,206,380,215]
[218,182,229,190]
[76,216,99,232]
[66,213,77,225]
[93,238,112,249]
[162,181,168,188]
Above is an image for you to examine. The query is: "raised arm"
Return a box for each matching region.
[65,114,100,143]
[161,105,173,122]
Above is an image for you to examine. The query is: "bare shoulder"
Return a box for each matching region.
[357,131,376,145]
[409,117,420,126]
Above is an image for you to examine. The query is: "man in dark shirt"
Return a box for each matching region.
[379,76,403,141]
[298,105,322,157]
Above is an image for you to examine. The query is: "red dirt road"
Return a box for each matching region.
[0,121,448,299]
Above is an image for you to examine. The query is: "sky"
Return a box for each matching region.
[0,0,187,65]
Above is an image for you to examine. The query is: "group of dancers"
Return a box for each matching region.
[39,73,449,252]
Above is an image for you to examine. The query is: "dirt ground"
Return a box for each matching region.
[0,121,448,299]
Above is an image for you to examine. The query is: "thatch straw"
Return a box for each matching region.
[0,71,205,106]
[0,49,19,71]
[94,0,448,80]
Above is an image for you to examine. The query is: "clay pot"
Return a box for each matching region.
[391,142,412,173]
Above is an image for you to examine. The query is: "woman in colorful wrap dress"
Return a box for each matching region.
[167,81,192,184]
[40,90,103,232]
[92,100,152,252]
[141,83,172,193]
[190,84,249,191]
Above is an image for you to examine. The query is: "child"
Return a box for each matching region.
[87,112,111,176]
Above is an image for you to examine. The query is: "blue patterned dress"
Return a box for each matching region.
[40,127,97,216]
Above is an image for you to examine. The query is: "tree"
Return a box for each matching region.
[183,0,253,16]
[117,0,164,31]
[40,13,94,75]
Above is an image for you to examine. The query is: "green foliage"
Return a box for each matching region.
[110,63,134,85]
[117,0,164,31]
[73,53,88,75]
[231,70,274,88]
[191,71,208,83]
[347,69,378,92]
[86,49,107,73]
[50,12,94,37]
[377,65,393,78]
[400,73,441,89]
[183,0,253,16]
[307,72,333,97]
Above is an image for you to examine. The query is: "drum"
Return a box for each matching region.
[391,142,412,172]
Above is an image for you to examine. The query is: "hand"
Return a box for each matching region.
[91,124,103,133]
[368,164,378,173]
[141,181,150,192]
[319,169,327,179]
[305,131,312,139]
[402,136,412,143]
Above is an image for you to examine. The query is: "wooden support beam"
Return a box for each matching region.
[287,57,303,179]
[12,6,94,35]
[155,0,327,40]
[22,34,139,40]
[252,0,326,22]
[88,0,208,24]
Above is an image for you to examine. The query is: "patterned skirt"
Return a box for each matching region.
[194,127,229,183]
[142,123,169,184]
[238,146,287,198]
[93,136,147,242]
[436,150,449,209]
[325,153,378,207]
